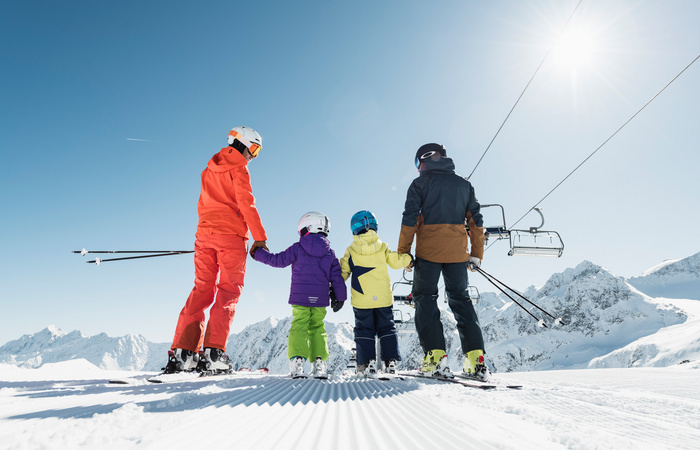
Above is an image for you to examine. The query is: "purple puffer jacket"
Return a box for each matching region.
[253,233,347,307]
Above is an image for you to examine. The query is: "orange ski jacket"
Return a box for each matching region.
[195,147,267,241]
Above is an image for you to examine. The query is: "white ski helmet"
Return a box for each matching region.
[227,126,262,157]
[297,211,331,236]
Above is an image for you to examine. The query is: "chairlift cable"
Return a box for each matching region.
[508,52,700,231]
[467,0,584,181]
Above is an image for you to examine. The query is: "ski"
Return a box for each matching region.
[453,373,522,390]
[399,371,497,390]
[377,373,404,381]
[147,371,210,384]
[108,374,153,384]
[109,368,271,385]
[289,373,330,380]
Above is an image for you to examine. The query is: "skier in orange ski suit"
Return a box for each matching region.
[171,127,268,363]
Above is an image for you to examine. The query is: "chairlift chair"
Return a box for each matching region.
[392,269,415,307]
[479,204,511,244]
[392,308,416,333]
[443,285,480,304]
[508,208,564,257]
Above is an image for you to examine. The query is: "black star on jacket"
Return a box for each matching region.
[348,256,374,295]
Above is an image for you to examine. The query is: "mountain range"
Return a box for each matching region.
[3,252,699,373]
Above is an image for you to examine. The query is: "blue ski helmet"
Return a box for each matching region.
[350,210,378,235]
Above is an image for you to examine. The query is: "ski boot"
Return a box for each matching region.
[463,349,490,381]
[311,357,329,379]
[163,348,198,374]
[419,350,454,378]
[357,359,378,378]
[290,356,307,378]
[383,359,398,375]
[197,348,233,375]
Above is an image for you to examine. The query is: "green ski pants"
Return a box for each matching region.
[288,305,329,360]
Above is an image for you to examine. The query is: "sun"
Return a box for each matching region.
[550,25,602,72]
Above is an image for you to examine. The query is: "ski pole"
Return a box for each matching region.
[476,270,547,327]
[73,249,194,265]
[475,267,565,326]
[73,249,193,255]
[85,252,194,265]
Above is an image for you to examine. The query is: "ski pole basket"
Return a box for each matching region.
[507,208,564,257]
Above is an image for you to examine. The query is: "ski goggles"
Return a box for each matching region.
[229,130,262,158]
[415,150,439,170]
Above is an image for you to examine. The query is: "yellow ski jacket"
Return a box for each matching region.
[340,230,412,309]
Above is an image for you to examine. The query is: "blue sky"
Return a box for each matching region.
[1,0,699,346]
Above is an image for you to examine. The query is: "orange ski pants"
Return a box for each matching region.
[172,234,247,352]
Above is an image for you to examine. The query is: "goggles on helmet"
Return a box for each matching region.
[229,130,262,158]
[415,150,439,170]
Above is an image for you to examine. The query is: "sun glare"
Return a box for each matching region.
[550,26,601,71]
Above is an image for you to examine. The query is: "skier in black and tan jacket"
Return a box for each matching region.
[398,143,489,380]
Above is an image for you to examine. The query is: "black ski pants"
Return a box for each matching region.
[353,306,401,366]
[412,258,485,355]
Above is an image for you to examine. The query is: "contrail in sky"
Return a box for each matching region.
[126,138,153,142]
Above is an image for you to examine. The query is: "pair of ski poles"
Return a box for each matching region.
[472,266,566,328]
[73,249,193,265]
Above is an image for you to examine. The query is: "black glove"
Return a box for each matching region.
[329,286,344,312]
[331,298,344,312]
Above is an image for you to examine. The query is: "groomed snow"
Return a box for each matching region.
[1,362,699,449]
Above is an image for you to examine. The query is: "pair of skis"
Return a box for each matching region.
[399,371,522,390]
[109,368,269,384]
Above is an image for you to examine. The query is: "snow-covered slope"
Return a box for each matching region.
[627,251,700,300]
[1,362,699,449]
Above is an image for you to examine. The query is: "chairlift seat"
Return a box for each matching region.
[508,229,564,257]
[486,226,511,239]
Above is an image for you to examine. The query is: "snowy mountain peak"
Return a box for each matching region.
[536,260,615,297]
[477,259,688,372]
[628,251,700,300]
[639,251,700,278]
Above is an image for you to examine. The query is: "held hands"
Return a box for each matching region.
[468,256,481,272]
[404,253,415,272]
[249,240,269,257]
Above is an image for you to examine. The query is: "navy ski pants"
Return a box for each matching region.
[353,306,401,366]
[412,258,485,355]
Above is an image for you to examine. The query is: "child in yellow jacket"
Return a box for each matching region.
[340,210,413,376]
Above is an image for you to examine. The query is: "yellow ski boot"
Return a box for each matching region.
[420,350,453,378]
[463,349,490,381]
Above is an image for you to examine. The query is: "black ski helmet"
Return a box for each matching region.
[415,143,446,170]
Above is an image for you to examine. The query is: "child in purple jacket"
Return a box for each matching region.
[251,211,347,378]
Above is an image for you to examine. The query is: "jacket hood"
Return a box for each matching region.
[350,230,384,255]
[420,156,455,175]
[300,233,332,257]
[207,147,248,173]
